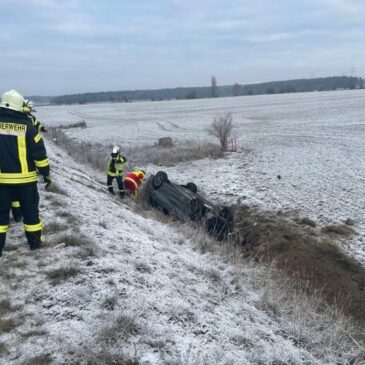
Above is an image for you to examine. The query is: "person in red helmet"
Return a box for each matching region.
[124,170,146,196]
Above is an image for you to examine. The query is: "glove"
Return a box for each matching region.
[40,126,48,133]
[121,156,127,162]
[43,176,52,189]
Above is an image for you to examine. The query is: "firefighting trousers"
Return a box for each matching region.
[107,175,125,197]
[0,183,42,253]
[11,200,23,222]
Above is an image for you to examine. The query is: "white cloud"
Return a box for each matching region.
[317,0,365,19]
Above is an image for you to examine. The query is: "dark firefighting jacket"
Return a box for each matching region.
[28,113,46,133]
[0,108,49,184]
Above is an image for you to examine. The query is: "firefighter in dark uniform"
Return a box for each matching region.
[11,200,22,222]
[106,146,126,198]
[23,100,47,133]
[9,100,47,224]
[0,90,51,257]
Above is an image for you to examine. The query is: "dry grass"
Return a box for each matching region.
[233,205,365,321]
[0,318,19,334]
[322,223,355,236]
[70,313,141,364]
[75,245,98,260]
[79,351,140,365]
[43,221,68,235]
[255,268,365,363]
[294,217,316,227]
[57,120,87,129]
[49,127,224,173]
[345,218,356,226]
[171,207,365,363]
[45,182,68,196]
[46,263,81,285]
[0,342,8,357]
[47,232,98,259]
[101,295,119,310]
[22,354,53,365]
[0,299,12,315]
[47,194,65,208]
[125,139,223,167]
[51,233,95,247]
[135,262,152,274]
[97,313,139,345]
[20,329,48,338]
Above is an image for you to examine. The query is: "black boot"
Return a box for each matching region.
[25,231,42,251]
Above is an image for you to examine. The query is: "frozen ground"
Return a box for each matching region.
[37,90,365,264]
[0,143,333,365]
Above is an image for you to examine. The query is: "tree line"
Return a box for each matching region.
[47,76,363,105]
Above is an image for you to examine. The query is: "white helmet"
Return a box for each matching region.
[23,99,35,113]
[0,90,25,112]
[112,146,120,154]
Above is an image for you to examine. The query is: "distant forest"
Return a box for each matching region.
[35,76,364,105]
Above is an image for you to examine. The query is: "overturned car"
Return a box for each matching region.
[146,171,234,241]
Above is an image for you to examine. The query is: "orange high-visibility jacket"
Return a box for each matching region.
[124,170,145,195]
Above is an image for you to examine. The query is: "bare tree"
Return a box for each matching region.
[211,76,218,98]
[208,113,234,151]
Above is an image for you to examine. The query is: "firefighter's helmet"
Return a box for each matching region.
[0,90,24,112]
[24,99,34,109]
[112,146,120,154]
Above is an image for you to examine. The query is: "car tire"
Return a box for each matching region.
[185,182,198,193]
[152,171,168,189]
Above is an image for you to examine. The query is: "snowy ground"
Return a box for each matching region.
[1,108,364,363]
[0,143,335,365]
[37,89,365,264]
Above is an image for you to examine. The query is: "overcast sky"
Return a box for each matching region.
[0,0,364,96]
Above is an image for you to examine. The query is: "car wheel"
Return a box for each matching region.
[152,171,168,189]
[185,182,198,193]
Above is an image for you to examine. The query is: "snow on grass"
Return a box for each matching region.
[37,90,365,266]
[0,141,363,364]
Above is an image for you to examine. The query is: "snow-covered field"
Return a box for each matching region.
[38,89,365,264]
[1,141,362,364]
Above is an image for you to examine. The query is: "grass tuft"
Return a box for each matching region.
[43,221,69,235]
[52,233,94,247]
[20,329,48,338]
[322,223,354,236]
[101,295,119,310]
[22,354,53,365]
[57,121,87,129]
[0,318,18,334]
[46,264,81,285]
[0,342,8,357]
[98,313,139,345]
[45,182,68,196]
[0,299,12,315]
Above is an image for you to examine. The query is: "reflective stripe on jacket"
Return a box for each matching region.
[107,155,125,177]
[0,109,49,184]
[28,114,44,133]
